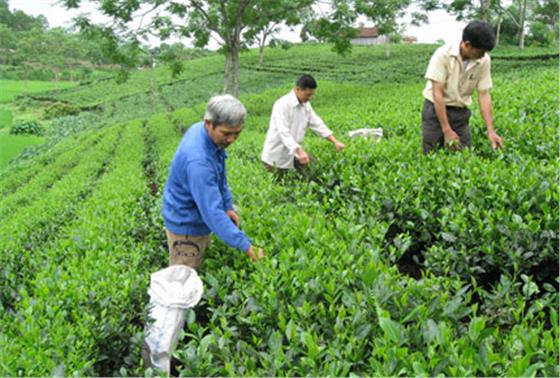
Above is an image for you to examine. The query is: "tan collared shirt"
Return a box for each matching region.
[261,90,332,169]
[422,43,492,107]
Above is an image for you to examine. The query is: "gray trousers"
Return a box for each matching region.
[421,99,472,154]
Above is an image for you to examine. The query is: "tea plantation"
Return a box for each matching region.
[0,44,557,376]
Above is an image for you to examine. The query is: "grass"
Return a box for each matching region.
[0,80,76,104]
[0,131,44,168]
[0,109,12,129]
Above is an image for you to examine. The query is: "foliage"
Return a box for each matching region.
[0,42,556,376]
[10,119,44,136]
[443,0,559,47]
[60,0,435,96]
[0,79,76,103]
[63,0,317,97]
[527,0,559,46]
[0,131,43,168]
[46,112,105,141]
[0,108,11,128]
[24,44,557,128]
[43,102,81,119]
[0,3,115,82]
[0,0,47,31]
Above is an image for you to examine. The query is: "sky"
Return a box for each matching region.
[9,0,466,48]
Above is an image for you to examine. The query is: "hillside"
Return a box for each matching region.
[0,43,558,376]
[14,43,559,125]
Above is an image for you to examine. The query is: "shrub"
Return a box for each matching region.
[44,102,81,119]
[10,119,44,136]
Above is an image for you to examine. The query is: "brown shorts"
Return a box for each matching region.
[421,99,472,154]
[165,229,210,269]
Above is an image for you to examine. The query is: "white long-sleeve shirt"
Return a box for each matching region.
[261,90,333,169]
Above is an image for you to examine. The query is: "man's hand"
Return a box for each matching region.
[247,245,265,261]
[333,140,345,151]
[488,131,503,149]
[443,129,462,151]
[295,148,310,165]
[327,134,345,151]
[226,209,240,227]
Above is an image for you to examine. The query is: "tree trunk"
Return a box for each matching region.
[259,32,267,65]
[518,0,527,48]
[496,16,503,46]
[231,43,240,98]
[480,0,491,21]
[384,35,391,58]
[223,52,231,94]
[148,55,157,110]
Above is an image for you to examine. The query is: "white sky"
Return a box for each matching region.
[10,0,465,48]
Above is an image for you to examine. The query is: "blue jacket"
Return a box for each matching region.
[162,122,251,252]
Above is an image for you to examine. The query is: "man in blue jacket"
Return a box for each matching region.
[162,95,264,269]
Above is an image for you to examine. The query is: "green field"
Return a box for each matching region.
[0,43,557,376]
[0,131,43,168]
[0,79,76,103]
[0,79,77,163]
[0,108,12,129]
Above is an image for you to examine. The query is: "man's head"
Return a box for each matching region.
[294,74,317,103]
[461,21,496,60]
[204,94,246,149]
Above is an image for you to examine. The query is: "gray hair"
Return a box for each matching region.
[204,94,246,128]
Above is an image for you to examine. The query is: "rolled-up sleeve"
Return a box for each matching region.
[271,102,300,155]
[186,159,251,252]
[307,104,332,138]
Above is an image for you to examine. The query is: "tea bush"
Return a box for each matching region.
[43,102,81,119]
[0,44,557,376]
[9,119,44,136]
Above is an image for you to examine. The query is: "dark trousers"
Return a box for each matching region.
[262,156,313,179]
[422,99,472,154]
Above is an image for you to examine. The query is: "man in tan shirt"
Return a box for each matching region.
[422,21,503,153]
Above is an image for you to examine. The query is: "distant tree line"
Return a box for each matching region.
[444,0,558,48]
[0,0,117,81]
[2,0,557,87]
[61,0,558,97]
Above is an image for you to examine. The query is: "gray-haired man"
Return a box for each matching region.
[162,95,265,269]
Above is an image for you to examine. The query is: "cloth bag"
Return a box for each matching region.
[348,128,383,142]
[144,265,203,373]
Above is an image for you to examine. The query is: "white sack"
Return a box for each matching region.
[348,128,383,142]
[145,265,203,373]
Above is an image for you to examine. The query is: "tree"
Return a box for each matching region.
[244,1,313,66]
[62,0,433,94]
[494,0,531,48]
[254,22,281,65]
[356,0,422,57]
[445,0,493,21]
[443,0,556,48]
[0,0,47,31]
[0,23,16,65]
[301,0,434,57]
[63,0,315,97]
[527,0,558,46]
[1,3,116,82]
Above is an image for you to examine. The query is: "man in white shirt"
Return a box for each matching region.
[422,21,503,153]
[261,74,345,173]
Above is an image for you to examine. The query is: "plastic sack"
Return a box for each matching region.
[144,265,203,373]
[348,128,383,142]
